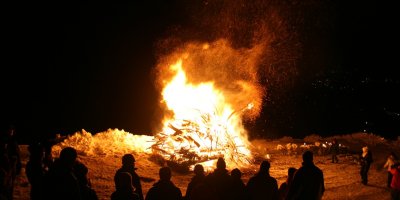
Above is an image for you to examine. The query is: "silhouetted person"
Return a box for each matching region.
[0,125,21,200]
[145,166,182,200]
[205,157,233,200]
[185,164,205,200]
[286,151,325,200]
[384,152,398,188]
[26,143,47,200]
[0,154,11,200]
[231,168,246,200]
[185,164,217,200]
[278,167,296,200]
[111,172,139,200]
[44,147,81,200]
[389,164,400,200]
[0,171,7,200]
[41,136,57,171]
[246,160,279,200]
[330,139,339,163]
[359,146,373,185]
[74,162,98,200]
[115,154,144,200]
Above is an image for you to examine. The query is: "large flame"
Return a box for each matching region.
[153,59,252,168]
[152,40,264,169]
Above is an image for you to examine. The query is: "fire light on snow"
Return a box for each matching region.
[52,129,154,158]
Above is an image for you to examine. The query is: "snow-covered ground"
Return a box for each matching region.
[13,132,400,200]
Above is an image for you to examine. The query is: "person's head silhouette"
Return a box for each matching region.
[302,150,313,163]
[231,168,242,179]
[216,157,226,170]
[259,160,270,174]
[60,147,77,168]
[194,164,204,176]
[122,154,135,167]
[159,167,172,181]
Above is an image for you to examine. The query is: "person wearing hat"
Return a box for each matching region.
[360,146,373,185]
[114,154,143,200]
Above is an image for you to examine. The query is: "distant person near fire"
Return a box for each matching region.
[330,138,339,163]
[384,152,399,188]
[389,163,400,200]
[359,146,373,185]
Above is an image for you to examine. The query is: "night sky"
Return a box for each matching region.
[2,1,399,144]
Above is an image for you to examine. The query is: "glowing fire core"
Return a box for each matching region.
[151,58,254,168]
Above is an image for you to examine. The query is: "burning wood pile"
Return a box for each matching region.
[150,40,266,170]
[151,107,252,169]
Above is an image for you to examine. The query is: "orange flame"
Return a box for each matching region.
[153,40,264,169]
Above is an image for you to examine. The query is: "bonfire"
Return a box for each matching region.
[53,40,264,171]
[151,58,255,170]
[149,40,265,170]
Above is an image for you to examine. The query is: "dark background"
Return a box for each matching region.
[2,1,399,144]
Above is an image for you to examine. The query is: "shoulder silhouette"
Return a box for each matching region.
[285,151,325,200]
[145,166,182,200]
[115,154,144,200]
[246,160,279,200]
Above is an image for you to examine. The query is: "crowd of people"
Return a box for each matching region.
[116,150,324,200]
[0,126,399,200]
